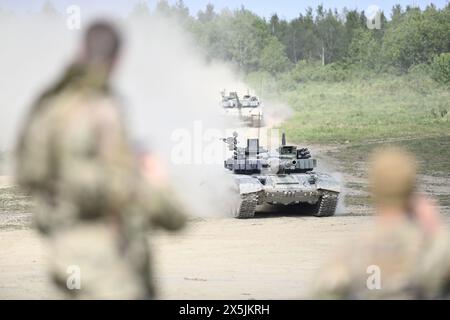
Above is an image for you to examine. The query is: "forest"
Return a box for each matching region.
[128,0,450,84]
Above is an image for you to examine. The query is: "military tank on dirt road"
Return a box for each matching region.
[221,90,263,127]
[223,132,340,218]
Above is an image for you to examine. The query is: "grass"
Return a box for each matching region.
[278,75,449,144]
[0,186,34,213]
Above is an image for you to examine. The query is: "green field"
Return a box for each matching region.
[279,75,449,144]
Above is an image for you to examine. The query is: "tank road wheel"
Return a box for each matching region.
[234,193,258,219]
[313,191,339,217]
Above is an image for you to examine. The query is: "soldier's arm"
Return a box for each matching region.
[134,152,187,231]
[132,169,186,231]
[144,186,187,231]
[310,253,353,299]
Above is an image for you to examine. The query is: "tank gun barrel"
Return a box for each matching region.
[279,159,297,169]
[267,158,297,173]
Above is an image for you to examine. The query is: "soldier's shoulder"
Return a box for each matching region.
[51,88,121,119]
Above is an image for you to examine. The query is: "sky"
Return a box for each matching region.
[0,0,448,20]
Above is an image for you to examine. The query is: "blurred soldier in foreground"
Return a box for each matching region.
[15,21,186,299]
[311,147,450,299]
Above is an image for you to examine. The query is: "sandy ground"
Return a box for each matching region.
[2,213,448,300]
[1,129,449,299]
[152,215,373,300]
[2,195,449,300]
[0,214,374,300]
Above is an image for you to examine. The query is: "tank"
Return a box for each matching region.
[223,132,340,218]
[221,90,263,127]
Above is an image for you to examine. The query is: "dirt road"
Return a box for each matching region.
[0,214,375,300]
[153,214,376,299]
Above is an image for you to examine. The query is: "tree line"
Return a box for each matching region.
[143,0,450,83]
[5,0,450,83]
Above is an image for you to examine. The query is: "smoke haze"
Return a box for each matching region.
[0,11,281,217]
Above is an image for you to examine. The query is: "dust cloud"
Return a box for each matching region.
[0,11,273,217]
[0,14,78,151]
[315,154,346,214]
[116,14,250,217]
[261,98,294,128]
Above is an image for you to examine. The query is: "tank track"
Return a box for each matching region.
[235,192,258,219]
[313,191,339,217]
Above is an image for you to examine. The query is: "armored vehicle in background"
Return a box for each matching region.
[221,90,263,127]
[223,132,340,218]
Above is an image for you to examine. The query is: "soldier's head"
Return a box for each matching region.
[369,146,418,214]
[80,21,122,75]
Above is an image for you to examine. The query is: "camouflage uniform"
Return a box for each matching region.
[15,65,186,299]
[311,220,450,299]
[311,148,450,299]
